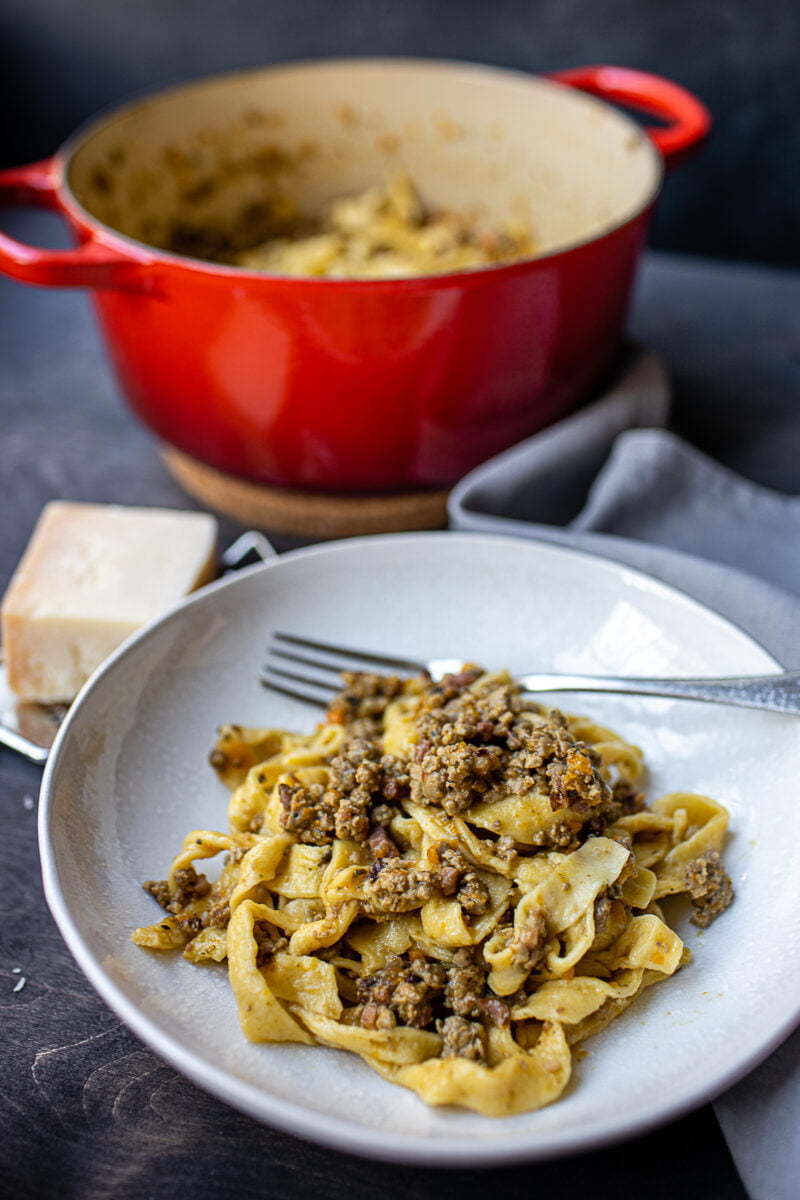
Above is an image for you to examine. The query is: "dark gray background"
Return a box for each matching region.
[1,0,799,266]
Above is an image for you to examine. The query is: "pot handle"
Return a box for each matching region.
[548,66,711,166]
[0,158,153,289]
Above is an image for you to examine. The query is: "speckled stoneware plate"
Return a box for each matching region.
[39,533,800,1165]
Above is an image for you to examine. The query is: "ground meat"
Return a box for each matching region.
[278,739,410,848]
[593,893,614,938]
[407,672,525,816]
[417,671,521,746]
[391,975,442,1028]
[410,741,504,815]
[370,803,394,826]
[176,913,203,937]
[444,948,487,1018]
[437,1015,486,1061]
[329,738,383,841]
[602,783,647,825]
[171,867,211,904]
[547,745,608,812]
[362,860,437,914]
[311,672,620,850]
[253,919,288,965]
[326,671,406,726]
[512,907,548,970]
[143,866,211,914]
[414,737,432,763]
[357,1002,397,1030]
[202,899,231,929]
[424,669,484,707]
[380,754,411,802]
[684,850,734,928]
[530,817,584,852]
[456,873,490,915]
[278,780,336,845]
[427,842,490,915]
[505,711,611,816]
[143,879,173,909]
[333,797,371,842]
[480,995,510,1027]
[305,738,411,844]
[329,737,381,789]
[367,824,400,860]
[591,893,628,950]
[494,835,518,866]
[410,686,611,824]
[363,844,489,917]
[356,952,446,1028]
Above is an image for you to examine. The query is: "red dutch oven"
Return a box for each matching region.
[0,60,709,492]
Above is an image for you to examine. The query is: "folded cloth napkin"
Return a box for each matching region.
[449,347,800,1200]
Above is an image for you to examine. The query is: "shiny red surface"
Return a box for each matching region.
[0,66,709,492]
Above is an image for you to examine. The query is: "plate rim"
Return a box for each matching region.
[38,530,800,1165]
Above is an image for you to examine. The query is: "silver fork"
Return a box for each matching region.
[262,632,800,716]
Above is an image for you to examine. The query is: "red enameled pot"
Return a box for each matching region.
[0,60,709,491]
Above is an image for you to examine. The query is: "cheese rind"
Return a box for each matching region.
[2,502,217,702]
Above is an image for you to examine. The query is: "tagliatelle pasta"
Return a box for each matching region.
[232,174,535,279]
[132,666,734,1116]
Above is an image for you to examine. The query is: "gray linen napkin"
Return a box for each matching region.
[449,348,800,1200]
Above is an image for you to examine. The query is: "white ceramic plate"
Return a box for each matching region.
[39,533,800,1165]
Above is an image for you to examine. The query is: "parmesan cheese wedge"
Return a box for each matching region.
[1,502,217,702]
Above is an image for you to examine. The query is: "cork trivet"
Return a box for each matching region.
[161,447,449,539]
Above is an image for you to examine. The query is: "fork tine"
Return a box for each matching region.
[269,645,343,675]
[265,664,338,693]
[273,631,424,674]
[259,674,330,707]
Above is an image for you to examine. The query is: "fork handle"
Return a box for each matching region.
[517,672,800,715]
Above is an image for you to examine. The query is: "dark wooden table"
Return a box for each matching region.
[6,211,793,1198]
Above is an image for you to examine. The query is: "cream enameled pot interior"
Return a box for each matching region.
[66,59,662,265]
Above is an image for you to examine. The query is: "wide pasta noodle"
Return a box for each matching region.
[132,666,734,1115]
